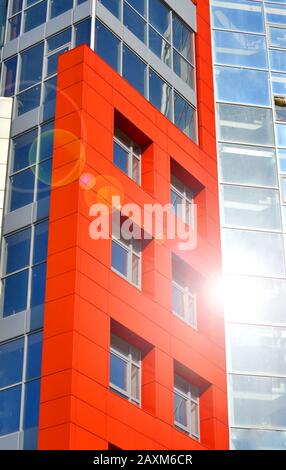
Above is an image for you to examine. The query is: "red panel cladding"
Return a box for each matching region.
[38,0,229,450]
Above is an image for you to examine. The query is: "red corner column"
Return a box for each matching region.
[38,1,229,451]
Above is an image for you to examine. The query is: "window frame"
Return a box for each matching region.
[172,279,197,329]
[174,374,200,441]
[111,232,142,289]
[171,174,195,228]
[113,128,141,185]
[110,334,142,406]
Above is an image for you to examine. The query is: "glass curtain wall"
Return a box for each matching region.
[211,0,286,449]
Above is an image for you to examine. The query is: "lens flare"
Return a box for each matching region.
[84,175,124,212]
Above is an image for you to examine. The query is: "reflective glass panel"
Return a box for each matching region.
[217,104,275,146]
[222,228,286,277]
[215,66,270,106]
[227,324,286,376]
[218,143,278,187]
[0,338,24,389]
[229,375,286,429]
[221,185,281,230]
[213,30,267,69]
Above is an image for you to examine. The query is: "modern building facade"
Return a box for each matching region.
[0,0,229,450]
[211,0,286,449]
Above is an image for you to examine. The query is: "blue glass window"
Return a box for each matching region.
[75,18,91,47]
[0,386,21,436]
[110,353,127,391]
[37,159,52,201]
[19,44,44,92]
[30,263,47,308]
[114,142,128,174]
[11,0,23,15]
[2,270,29,317]
[149,0,170,41]
[39,122,54,162]
[23,379,40,429]
[26,333,43,380]
[213,30,267,69]
[215,67,271,107]
[11,129,37,173]
[33,221,49,264]
[95,21,121,72]
[3,56,18,97]
[149,69,172,118]
[112,241,127,277]
[149,27,171,66]
[174,92,196,140]
[9,167,35,211]
[123,3,146,43]
[50,0,73,19]
[100,0,121,19]
[8,14,21,40]
[0,338,24,389]
[212,0,264,33]
[16,84,42,116]
[4,227,31,275]
[24,0,47,33]
[123,46,146,96]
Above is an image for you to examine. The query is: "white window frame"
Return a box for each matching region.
[172,279,197,329]
[114,128,141,185]
[174,374,200,441]
[110,334,141,406]
[171,175,194,228]
[111,218,142,289]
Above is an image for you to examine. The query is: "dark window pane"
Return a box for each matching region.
[95,21,120,72]
[173,51,194,88]
[112,241,127,277]
[110,353,127,391]
[75,18,91,47]
[50,0,73,19]
[39,122,54,162]
[127,0,145,17]
[9,167,35,211]
[172,14,193,63]
[149,27,171,66]
[47,28,71,52]
[43,78,57,121]
[149,0,170,41]
[16,84,42,116]
[4,227,31,275]
[114,142,128,175]
[8,14,21,40]
[37,159,52,201]
[30,263,46,308]
[149,69,172,118]
[11,129,38,173]
[0,386,21,436]
[20,44,44,92]
[24,0,47,33]
[123,46,146,96]
[2,270,29,317]
[100,0,121,18]
[33,220,49,264]
[174,92,196,140]
[3,56,18,97]
[12,0,23,15]
[47,47,69,77]
[124,3,145,43]
[0,338,24,389]
[23,379,40,429]
[26,332,43,380]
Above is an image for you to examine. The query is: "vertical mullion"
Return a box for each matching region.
[127,347,132,401]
